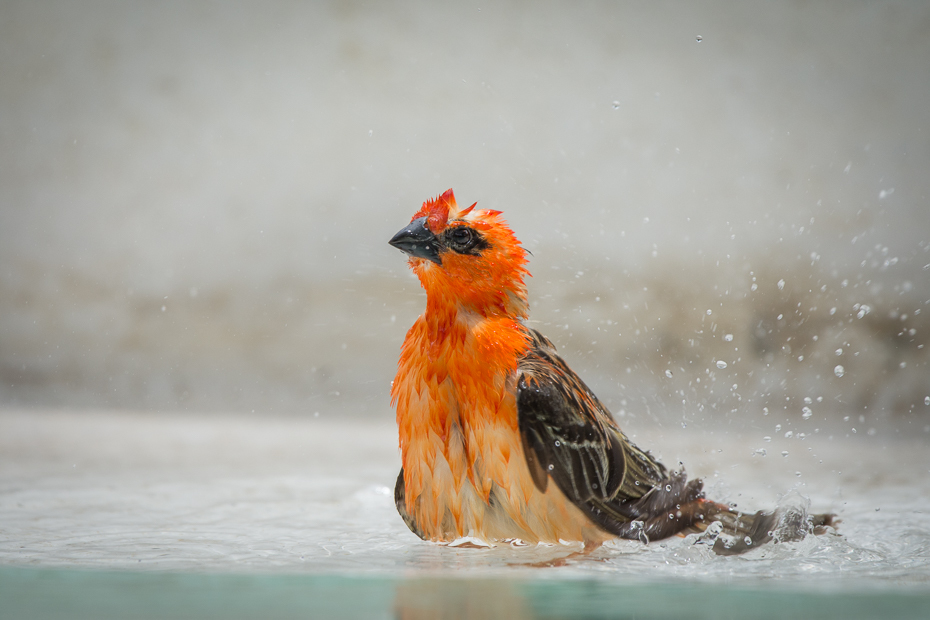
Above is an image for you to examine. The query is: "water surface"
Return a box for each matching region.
[2,410,927,583]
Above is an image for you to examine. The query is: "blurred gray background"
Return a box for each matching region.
[1,1,928,428]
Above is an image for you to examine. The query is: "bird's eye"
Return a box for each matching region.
[448,227,473,246]
[443,224,488,255]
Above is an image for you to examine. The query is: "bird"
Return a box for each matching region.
[388,189,833,555]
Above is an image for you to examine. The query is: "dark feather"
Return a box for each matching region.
[517,328,707,540]
[394,468,425,540]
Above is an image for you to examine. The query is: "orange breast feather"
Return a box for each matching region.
[392,311,610,544]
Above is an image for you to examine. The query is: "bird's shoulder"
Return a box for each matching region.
[514,326,670,509]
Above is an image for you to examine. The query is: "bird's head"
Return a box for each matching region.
[389,189,529,318]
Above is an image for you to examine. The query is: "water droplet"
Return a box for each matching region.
[665,485,672,492]
[554,440,560,447]
[802,407,813,419]
[665,369,673,378]
[724,334,734,342]
[834,365,845,378]
[763,436,771,442]
[612,100,621,109]
[696,35,703,42]
[781,451,789,457]
[548,464,554,471]
[744,536,752,545]
[777,279,786,290]
[925,396,930,406]
[784,431,793,438]
[161,305,166,312]
[716,360,728,369]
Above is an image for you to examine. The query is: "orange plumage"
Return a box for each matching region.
[388,189,832,553]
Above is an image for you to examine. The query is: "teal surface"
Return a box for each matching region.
[2,567,928,620]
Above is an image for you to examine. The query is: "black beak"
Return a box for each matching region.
[389,216,442,265]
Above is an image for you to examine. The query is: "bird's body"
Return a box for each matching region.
[389,190,831,553]
[393,314,617,546]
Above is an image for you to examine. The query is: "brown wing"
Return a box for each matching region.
[394,467,426,540]
[517,328,705,540]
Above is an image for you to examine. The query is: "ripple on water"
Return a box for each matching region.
[1,412,928,587]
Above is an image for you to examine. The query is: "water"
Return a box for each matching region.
[4,569,929,620]
[2,409,929,615]
[2,410,929,618]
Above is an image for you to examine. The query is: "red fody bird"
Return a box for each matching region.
[388,189,832,554]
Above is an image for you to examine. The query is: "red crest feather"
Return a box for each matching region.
[413,189,457,233]
[459,202,477,217]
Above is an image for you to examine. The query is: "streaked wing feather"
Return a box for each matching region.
[394,468,426,540]
[517,328,697,537]
[517,338,626,503]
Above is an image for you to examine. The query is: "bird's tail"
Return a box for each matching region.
[686,498,836,556]
[608,470,836,554]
